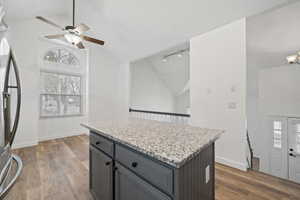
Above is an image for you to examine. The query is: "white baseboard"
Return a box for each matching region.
[12,141,38,149]
[216,156,248,171]
[11,132,88,149]
[38,132,86,142]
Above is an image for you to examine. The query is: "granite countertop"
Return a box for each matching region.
[82,118,224,168]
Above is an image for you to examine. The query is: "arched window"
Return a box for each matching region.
[44,48,80,67]
[40,48,83,118]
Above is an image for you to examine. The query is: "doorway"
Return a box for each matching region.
[287,118,300,183]
[268,117,300,183]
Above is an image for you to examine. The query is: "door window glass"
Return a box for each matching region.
[273,121,282,149]
[296,125,300,153]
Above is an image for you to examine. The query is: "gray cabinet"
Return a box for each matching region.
[90,145,113,200]
[115,163,171,200]
[115,144,173,195]
[89,131,215,200]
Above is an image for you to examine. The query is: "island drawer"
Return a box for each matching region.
[115,144,173,195]
[90,132,114,157]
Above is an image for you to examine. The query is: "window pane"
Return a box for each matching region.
[41,72,60,94]
[44,48,80,66]
[40,70,82,117]
[274,140,282,149]
[60,75,81,95]
[297,133,300,154]
[40,95,60,117]
[296,124,300,133]
[60,95,81,115]
[273,121,282,130]
[273,130,282,149]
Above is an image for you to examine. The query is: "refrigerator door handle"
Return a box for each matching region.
[9,51,21,146]
[3,50,21,146]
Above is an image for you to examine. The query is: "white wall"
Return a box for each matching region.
[259,65,300,116]
[130,60,175,113]
[116,63,130,118]
[175,91,190,114]
[190,18,248,171]
[6,16,128,148]
[246,63,260,157]
[8,18,45,148]
[7,16,90,147]
[88,45,126,122]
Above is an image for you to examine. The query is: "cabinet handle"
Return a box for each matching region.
[290,148,294,152]
[105,161,111,166]
[131,162,138,168]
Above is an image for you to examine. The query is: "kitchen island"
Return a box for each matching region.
[82,118,223,200]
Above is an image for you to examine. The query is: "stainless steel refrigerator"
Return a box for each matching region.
[0,37,22,198]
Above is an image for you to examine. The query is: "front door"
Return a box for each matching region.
[288,118,300,184]
[268,117,288,179]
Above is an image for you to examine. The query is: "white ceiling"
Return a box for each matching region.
[3,0,296,61]
[3,0,71,21]
[247,1,300,68]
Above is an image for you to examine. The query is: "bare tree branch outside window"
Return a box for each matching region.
[40,48,82,118]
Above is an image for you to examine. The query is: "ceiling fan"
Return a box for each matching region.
[36,0,105,49]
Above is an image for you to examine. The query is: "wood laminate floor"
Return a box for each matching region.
[4,135,300,200]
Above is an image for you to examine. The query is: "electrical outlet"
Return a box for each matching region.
[205,165,210,184]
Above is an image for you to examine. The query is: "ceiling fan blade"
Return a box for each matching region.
[82,35,105,45]
[75,23,90,34]
[76,42,85,49]
[36,16,64,30]
[45,34,65,39]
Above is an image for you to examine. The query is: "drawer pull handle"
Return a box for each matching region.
[131,162,138,168]
[95,141,101,145]
[105,161,111,166]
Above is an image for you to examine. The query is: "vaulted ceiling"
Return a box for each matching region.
[3,0,296,61]
[247,0,300,68]
[146,43,190,96]
[3,0,71,21]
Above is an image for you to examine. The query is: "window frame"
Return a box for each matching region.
[43,48,80,67]
[39,70,84,118]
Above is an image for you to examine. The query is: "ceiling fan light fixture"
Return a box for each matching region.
[287,55,298,64]
[64,33,81,45]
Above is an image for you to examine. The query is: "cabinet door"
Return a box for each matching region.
[115,164,171,200]
[90,145,113,200]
